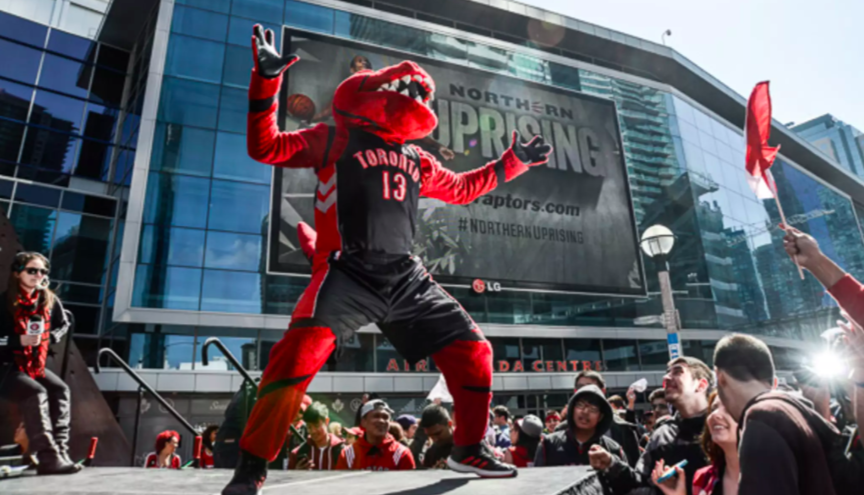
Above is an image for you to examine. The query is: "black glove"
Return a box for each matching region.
[251,24,298,79]
[509,130,552,166]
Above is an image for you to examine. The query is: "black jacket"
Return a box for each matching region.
[535,385,627,467]
[604,410,708,495]
[0,290,70,367]
[608,415,641,468]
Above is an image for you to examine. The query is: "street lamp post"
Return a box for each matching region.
[640,225,681,359]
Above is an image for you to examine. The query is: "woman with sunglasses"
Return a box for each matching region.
[0,251,79,475]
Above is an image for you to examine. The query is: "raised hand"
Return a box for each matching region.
[251,24,298,79]
[780,223,822,268]
[650,459,687,495]
[508,130,552,167]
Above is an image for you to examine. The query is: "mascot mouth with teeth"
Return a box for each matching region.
[222,25,553,495]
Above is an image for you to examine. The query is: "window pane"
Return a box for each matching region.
[222,45,252,89]
[227,16,280,48]
[20,127,79,173]
[0,119,26,162]
[50,211,112,284]
[38,54,91,99]
[331,333,374,372]
[213,132,271,184]
[0,11,49,47]
[61,192,115,216]
[284,0,333,33]
[171,5,229,42]
[150,123,215,177]
[128,331,197,369]
[55,283,102,304]
[96,44,129,72]
[8,203,57,254]
[139,225,206,267]
[0,179,13,199]
[143,172,210,228]
[262,274,305,314]
[30,90,84,134]
[88,67,125,107]
[133,264,202,310]
[0,39,42,83]
[194,332,257,370]
[376,336,400,372]
[64,304,99,334]
[232,0,284,21]
[47,29,95,61]
[81,103,119,142]
[165,35,225,84]
[200,269,262,313]
[489,337,521,372]
[0,78,35,122]
[158,76,220,128]
[603,339,638,371]
[564,338,602,372]
[638,340,669,371]
[176,0,231,13]
[14,183,61,207]
[74,139,111,179]
[217,87,246,133]
[204,231,262,271]
[207,180,269,233]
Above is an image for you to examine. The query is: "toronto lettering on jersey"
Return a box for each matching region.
[433,84,606,178]
[352,148,421,182]
[385,358,603,373]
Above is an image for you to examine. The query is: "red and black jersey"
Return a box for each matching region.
[335,434,414,471]
[246,69,531,263]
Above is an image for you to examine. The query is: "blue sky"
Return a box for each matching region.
[524,0,863,130]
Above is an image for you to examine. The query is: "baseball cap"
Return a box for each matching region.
[359,399,394,419]
[516,415,543,439]
[343,426,363,437]
[299,395,313,412]
[395,415,417,431]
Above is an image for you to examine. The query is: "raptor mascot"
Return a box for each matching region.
[223,25,553,494]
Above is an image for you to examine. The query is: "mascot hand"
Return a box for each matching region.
[252,24,298,79]
[509,131,552,167]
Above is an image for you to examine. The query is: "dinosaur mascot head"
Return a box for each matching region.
[332,60,438,143]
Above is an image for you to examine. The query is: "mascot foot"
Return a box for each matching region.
[222,450,267,495]
[447,443,517,478]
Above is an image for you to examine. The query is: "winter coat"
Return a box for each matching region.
[604,409,708,495]
[738,391,839,495]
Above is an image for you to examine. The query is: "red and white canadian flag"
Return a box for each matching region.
[745,81,780,199]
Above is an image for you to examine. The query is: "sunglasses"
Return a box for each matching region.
[24,268,49,276]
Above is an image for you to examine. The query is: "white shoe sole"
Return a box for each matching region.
[446,457,518,478]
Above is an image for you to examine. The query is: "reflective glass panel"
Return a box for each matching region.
[96,45,129,72]
[139,225,206,267]
[158,76,220,128]
[143,172,210,228]
[61,191,116,216]
[603,339,638,371]
[194,332,257,370]
[20,128,78,173]
[375,336,401,372]
[638,340,668,371]
[262,274,306,314]
[50,211,112,284]
[217,87,246,133]
[30,90,84,134]
[0,39,42,83]
[171,5,229,42]
[133,264,202,310]
[284,0,333,33]
[81,103,119,142]
[150,123,215,177]
[38,54,91,99]
[232,0,284,21]
[64,304,98,334]
[47,29,95,61]
[176,0,231,14]
[88,67,125,107]
[0,11,49,47]
[213,132,271,184]
[207,180,269,234]
[0,78,35,122]
[563,338,602,364]
[8,203,57,254]
[128,331,197,369]
[330,333,374,372]
[222,45,253,89]
[0,119,26,162]
[204,231,263,271]
[488,337,521,371]
[227,17,280,48]
[74,139,111,180]
[14,183,61,207]
[200,269,262,313]
[55,283,102,305]
[165,35,225,84]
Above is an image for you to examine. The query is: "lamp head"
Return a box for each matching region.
[640,225,675,258]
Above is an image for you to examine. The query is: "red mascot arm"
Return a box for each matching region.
[247,68,330,168]
[417,146,531,204]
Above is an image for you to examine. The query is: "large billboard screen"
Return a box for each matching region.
[269,29,645,295]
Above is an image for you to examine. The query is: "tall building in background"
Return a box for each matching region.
[792,114,864,180]
[0,0,109,39]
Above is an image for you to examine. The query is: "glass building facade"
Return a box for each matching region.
[4,1,864,387]
[792,114,864,181]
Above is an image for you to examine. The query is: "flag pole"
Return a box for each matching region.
[773,195,805,280]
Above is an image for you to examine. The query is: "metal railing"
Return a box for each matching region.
[201,337,257,387]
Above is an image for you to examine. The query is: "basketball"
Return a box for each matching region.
[285,93,316,121]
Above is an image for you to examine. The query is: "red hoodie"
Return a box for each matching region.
[829,274,864,329]
[336,434,414,471]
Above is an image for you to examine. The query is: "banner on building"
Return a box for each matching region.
[268,28,645,295]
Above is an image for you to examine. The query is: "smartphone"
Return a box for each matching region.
[657,460,688,483]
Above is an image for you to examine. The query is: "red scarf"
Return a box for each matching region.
[13,289,51,378]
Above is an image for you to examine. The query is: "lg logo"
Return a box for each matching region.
[472,279,502,293]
